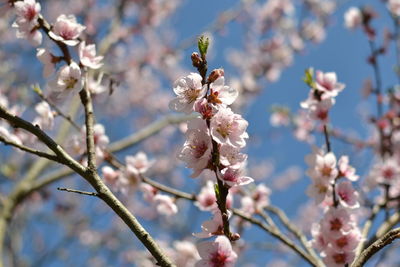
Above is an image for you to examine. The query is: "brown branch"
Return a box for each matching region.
[351,227,400,267]
[0,135,61,163]
[79,72,97,171]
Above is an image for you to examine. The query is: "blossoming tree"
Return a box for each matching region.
[1,0,400,266]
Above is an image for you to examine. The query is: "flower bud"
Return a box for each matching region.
[191,52,203,68]
[208,68,224,83]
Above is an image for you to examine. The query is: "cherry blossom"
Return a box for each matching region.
[219,144,247,169]
[195,181,217,211]
[12,19,42,46]
[125,151,154,176]
[195,236,237,267]
[169,73,207,114]
[344,7,362,30]
[320,207,355,237]
[220,167,253,187]
[178,118,212,178]
[102,166,128,194]
[210,106,249,148]
[37,48,56,78]
[48,61,82,94]
[388,0,400,17]
[14,0,40,25]
[194,211,224,238]
[336,181,359,209]
[323,246,356,267]
[49,14,86,46]
[338,155,359,181]
[315,71,345,99]
[154,194,178,216]
[307,178,332,204]
[328,229,361,252]
[252,184,271,211]
[32,101,54,130]
[79,41,103,69]
[207,76,238,106]
[368,157,400,186]
[306,151,338,183]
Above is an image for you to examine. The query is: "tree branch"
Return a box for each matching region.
[0,136,61,163]
[351,227,400,267]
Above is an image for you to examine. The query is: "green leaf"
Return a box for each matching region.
[302,67,315,88]
[214,183,220,199]
[198,35,209,59]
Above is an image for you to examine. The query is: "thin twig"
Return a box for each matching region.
[355,203,384,257]
[57,187,98,197]
[264,205,323,266]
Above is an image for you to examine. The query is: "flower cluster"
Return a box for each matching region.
[301,69,362,266]
[301,69,345,123]
[12,6,104,99]
[170,50,253,264]
[101,151,178,216]
[171,68,252,187]
[306,149,359,207]
[311,207,362,266]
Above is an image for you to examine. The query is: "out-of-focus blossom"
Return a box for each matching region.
[48,61,82,94]
[172,240,200,267]
[37,48,56,78]
[344,7,362,30]
[195,181,217,211]
[388,0,400,16]
[49,14,86,46]
[126,151,154,176]
[338,156,359,181]
[270,107,291,127]
[194,211,225,238]
[102,166,128,194]
[32,101,54,130]
[220,167,253,187]
[154,194,178,216]
[336,181,359,209]
[315,71,345,99]
[14,0,40,25]
[79,41,103,69]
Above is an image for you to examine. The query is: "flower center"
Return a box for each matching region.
[330,218,342,231]
[211,251,228,266]
[63,77,78,89]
